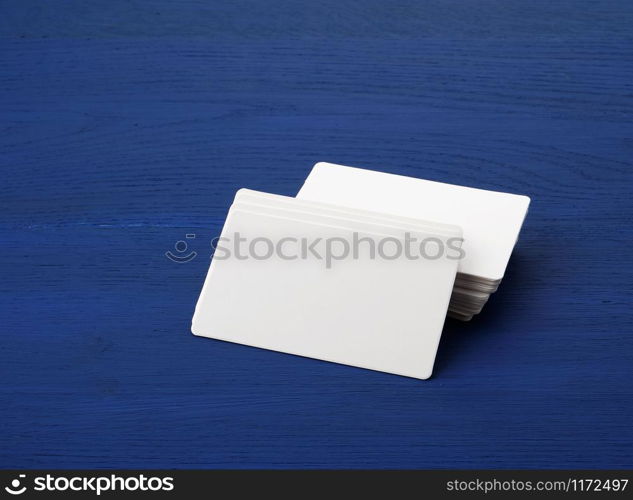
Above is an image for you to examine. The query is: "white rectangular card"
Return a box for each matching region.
[192,195,462,379]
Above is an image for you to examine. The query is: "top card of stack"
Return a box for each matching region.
[192,189,462,379]
[297,162,530,283]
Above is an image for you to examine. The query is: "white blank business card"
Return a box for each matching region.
[192,192,462,379]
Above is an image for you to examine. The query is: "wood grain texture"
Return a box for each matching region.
[1,1,632,468]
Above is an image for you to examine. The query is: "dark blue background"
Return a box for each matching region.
[1,1,632,468]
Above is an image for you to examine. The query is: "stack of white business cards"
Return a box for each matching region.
[192,189,462,379]
[297,162,531,321]
[192,163,530,378]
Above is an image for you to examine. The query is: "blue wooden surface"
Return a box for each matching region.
[1,1,632,469]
